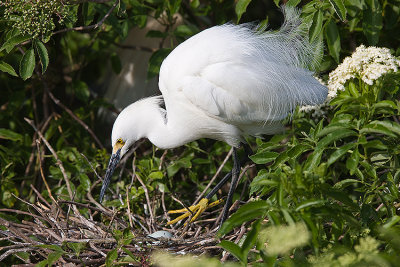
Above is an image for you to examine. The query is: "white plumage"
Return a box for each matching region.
[112,6,327,153]
[100,6,328,206]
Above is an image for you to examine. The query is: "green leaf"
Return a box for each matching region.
[373,100,397,111]
[286,0,301,7]
[190,0,200,9]
[346,147,359,175]
[79,174,91,191]
[270,151,289,169]
[0,61,18,77]
[333,179,361,189]
[67,242,87,255]
[48,251,64,266]
[0,128,23,141]
[329,0,347,21]
[148,171,164,180]
[321,186,358,210]
[219,240,244,263]
[73,80,90,102]
[121,247,137,261]
[35,260,49,267]
[106,248,118,267]
[167,156,192,177]
[360,120,400,138]
[327,143,355,166]
[316,122,352,138]
[34,40,49,73]
[36,244,65,252]
[0,34,31,53]
[147,48,172,79]
[250,151,279,164]
[295,199,326,211]
[241,219,261,260]
[288,144,310,158]
[82,2,96,25]
[363,0,382,45]
[316,129,357,150]
[174,25,198,37]
[235,0,252,23]
[19,48,35,80]
[218,200,269,236]
[348,81,359,97]
[309,10,324,42]
[325,19,341,63]
[382,216,400,229]
[304,149,324,171]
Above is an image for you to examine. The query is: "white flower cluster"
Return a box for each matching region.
[301,45,400,116]
[328,45,400,99]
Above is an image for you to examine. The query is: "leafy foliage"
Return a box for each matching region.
[1,0,400,265]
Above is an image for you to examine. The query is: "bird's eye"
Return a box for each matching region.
[117,138,124,144]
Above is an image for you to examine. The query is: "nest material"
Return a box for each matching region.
[0,188,249,266]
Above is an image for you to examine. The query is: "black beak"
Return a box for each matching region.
[99,149,121,203]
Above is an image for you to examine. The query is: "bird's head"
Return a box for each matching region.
[99,97,166,203]
[99,105,141,203]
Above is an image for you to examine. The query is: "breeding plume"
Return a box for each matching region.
[100,6,328,225]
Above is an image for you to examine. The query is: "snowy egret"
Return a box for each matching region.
[99,6,328,225]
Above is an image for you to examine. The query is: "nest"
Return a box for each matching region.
[0,183,251,266]
[0,118,253,265]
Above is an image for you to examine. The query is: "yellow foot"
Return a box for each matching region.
[167,198,223,225]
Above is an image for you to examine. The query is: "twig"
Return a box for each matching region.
[24,113,54,188]
[171,195,193,216]
[134,167,156,232]
[221,223,247,262]
[126,189,134,229]
[35,140,58,205]
[89,242,107,257]
[87,180,111,213]
[24,118,79,215]
[80,153,102,180]
[58,200,109,215]
[48,91,104,149]
[30,185,51,209]
[0,247,36,262]
[193,148,233,204]
[161,191,173,229]
[159,150,168,171]
[53,0,119,35]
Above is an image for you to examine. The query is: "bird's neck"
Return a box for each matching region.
[140,97,188,149]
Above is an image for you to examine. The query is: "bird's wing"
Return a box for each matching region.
[177,61,325,124]
[158,6,327,124]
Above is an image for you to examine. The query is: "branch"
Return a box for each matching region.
[48,91,105,149]
[53,0,119,35]
[24,118,75,203]
[193,147,233,204]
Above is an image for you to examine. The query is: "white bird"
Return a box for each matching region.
[99,6,328,225]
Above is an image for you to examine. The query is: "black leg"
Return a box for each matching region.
[220,147,240,225]
[205,143,253,201]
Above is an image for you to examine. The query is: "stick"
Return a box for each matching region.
[24,118,80,216]
[193,147,233,204]
[48,91,104,149]
[53,0,119,35]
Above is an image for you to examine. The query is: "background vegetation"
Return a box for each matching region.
[1,0,400,265]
